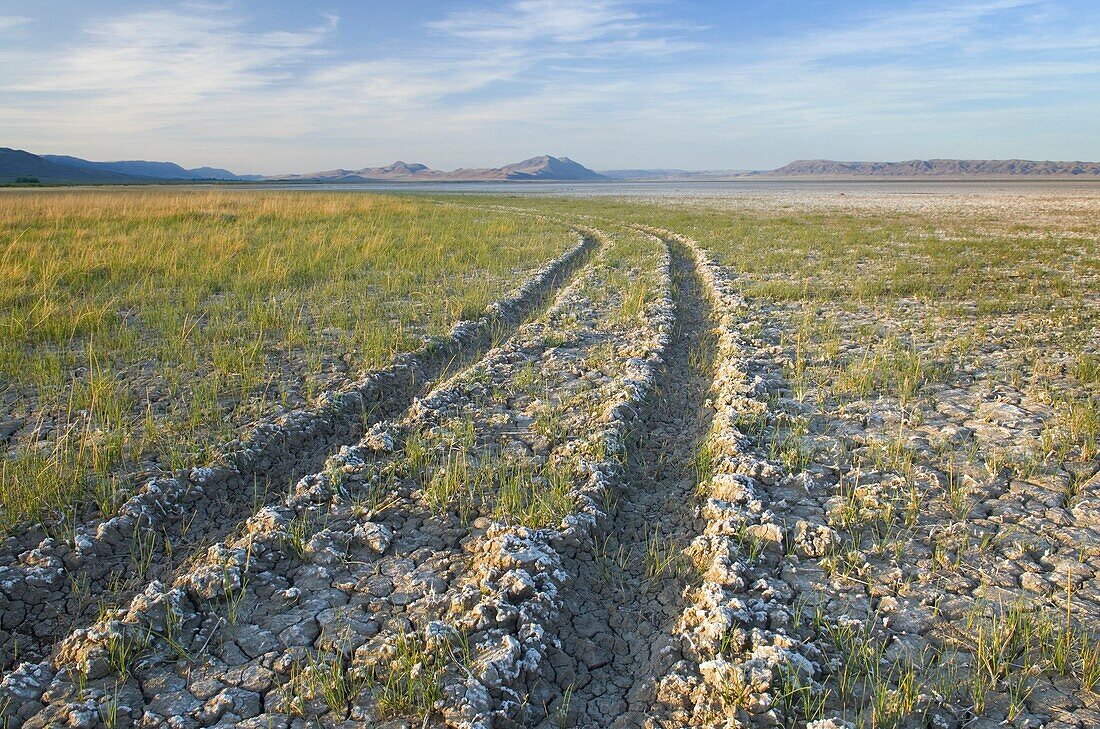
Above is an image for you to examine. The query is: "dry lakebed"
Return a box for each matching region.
[0,184,1097,728]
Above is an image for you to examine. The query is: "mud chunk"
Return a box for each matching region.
[234,625,280,659]
[709,473,757,503]
[362,423,395,453]
[807,720,855,729]
[1020,572,1049,593]
[278,619,320,647]
[353,522,392,554]
[793,520,840,558]
[745,522,784,551]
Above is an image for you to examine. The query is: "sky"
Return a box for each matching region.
[1,0,1099,174]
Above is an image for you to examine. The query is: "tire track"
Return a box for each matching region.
[0,230,599,674]
[0,225,673,729]
[542,233,719,728]
[642,227,829,729]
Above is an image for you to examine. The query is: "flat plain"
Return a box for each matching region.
[1,184,1097,729]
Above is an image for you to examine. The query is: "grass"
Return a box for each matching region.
[401,226,663,529]
[955,594,1100,714]
[283,510,325,558]
[643,527,688,583]
[285,650,367,720]
[5,189,1097,725]
[464,195,1100,726]
[0,190,573,534]
[420,445,577,528]
[365,633,444,719]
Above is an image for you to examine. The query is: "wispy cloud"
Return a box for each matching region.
[776,0,1041,61]
[4,6,334,98]
[0,15,31,31]
[429,0,703,64]
[433,0,646,44]
[0,3,339,148]
[697,0,1100,126]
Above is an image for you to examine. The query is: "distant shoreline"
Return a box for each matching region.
[9,176,1100,189]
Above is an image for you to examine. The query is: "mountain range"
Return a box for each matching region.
[0,148,254,183]
[271,155,607,182]
[42,155,242,181]
[5,147,1100,184]
[764,159,1100,177]
[0,148,607,184]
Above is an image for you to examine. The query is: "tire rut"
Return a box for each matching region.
[0,224,678,729]
[546,236,718,728]
[0,232,599,674]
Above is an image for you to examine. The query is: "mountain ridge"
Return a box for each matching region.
[7,147,1100,184]
[41,155,244,181]
[0,148,146,183]
[765,158,1100,177]
[270,155,608,182]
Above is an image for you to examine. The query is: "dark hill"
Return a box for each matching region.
[0,148,145,183]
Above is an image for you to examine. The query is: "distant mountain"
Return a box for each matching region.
[2,147,257,183]
[5,148,604,184]
[273,155,608,182]
[494,156,606,181]
[43,155,245,180]
[274,161,432,183]
[766,159,1100,177]
[0,148,145,183]
[18,146,1099,185]
[191,167,261,180]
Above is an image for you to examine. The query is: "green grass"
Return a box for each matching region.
[0,190,573,534]
[420,446,577,528]
[365,633,444,719]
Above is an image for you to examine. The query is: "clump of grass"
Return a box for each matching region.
[493,460,575,528]
[829,337,942,404]
[643,527,687,583]
[366,633,444,719]
[819,614,927,727]
[104,623,152,678]
[285,651,367,719]
[283,511,324,558]
[773,663,829,724]
[533,403,570,445]
[692,441,716,493]
[425,448,479,521]
[767,413,814,471]
[1073,353,1100,385]
[953,592,1100,712]
[419,440,576,528]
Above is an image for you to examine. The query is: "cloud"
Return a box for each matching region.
[0,15,30,32]
[0,3,342,149]
[777,0,1042,61]
[4,6,334,98]
[430,0,701,56]
[432,0,646,45]
[1,0,1098,170]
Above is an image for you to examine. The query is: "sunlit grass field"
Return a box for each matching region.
[0,190,573,533]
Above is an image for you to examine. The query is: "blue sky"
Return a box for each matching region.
[1,0,1098,173]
